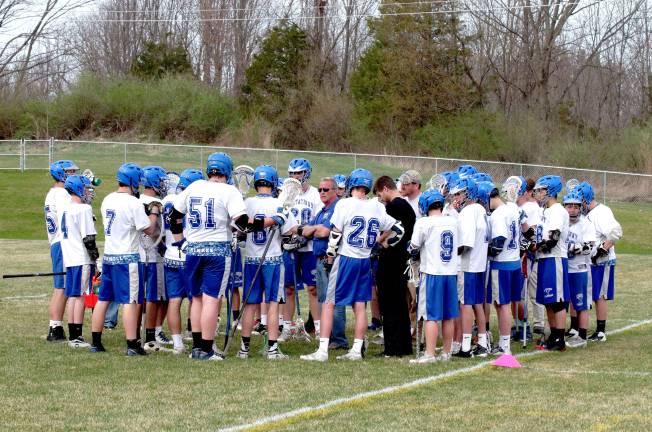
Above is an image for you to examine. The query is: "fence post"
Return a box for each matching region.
[354,154,357,169]
[435,158,438,174]
[274,149,279,170]
[520,164,523,176]
[602,171,607,204]
[48,137,54,164]
[200,147,204,167]
[123,143,127,163]
[20,138,25,171]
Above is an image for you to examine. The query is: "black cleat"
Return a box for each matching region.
[47,326,67,342]
[453,349,473,358]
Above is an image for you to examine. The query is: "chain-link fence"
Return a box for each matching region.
[4,139,652,205]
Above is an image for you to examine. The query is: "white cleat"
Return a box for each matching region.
[566,335,587,348]
[236,350,249,359]
[336,350,363,361]
[410,354,438,364]
[267,349,289,360]
[300,350,328,362]
[155,332,173,346]
[68,337,91,349]
[438,352,452,362]
[172,346,186,355]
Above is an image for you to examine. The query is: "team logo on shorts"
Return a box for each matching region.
[544,287,553,297]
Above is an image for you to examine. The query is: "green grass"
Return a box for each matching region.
[1,239,651,431]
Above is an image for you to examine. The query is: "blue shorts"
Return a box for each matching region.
[50,242,64,289]
[283,251,317,289]
[64,264,94,297]
[419,274,459,321]
[228,247,243,293]
[536,257,569,305]
[458,271,485,305]
[99,254,144,304]
[569,272,590,311]
[164,260,186,300]
[144,262,166,302]
[185,255,230,299]
[243,259,284,304]
[591,264,615,301]
[326,255,371,306]
[488,266,523,305]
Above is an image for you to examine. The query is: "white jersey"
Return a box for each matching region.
[403,194,421,219]
[458,203,489,272]
[139,194,163,263]
[331,197,396,259]
[162,193,186,262]
[174,180,246,243]
[244,195,297,261]
[443,202,458,219]
[520,200,542,229]
[567,216,597,273]
[101,192,151,255]
[59,202,97,267]
[490,202,522,264]
[410,215,459,276]
[44,187,71,245]
[290,185,323,252]
[587,203,622,262]
[538,202,570,259]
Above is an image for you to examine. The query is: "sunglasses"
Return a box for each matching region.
[318,188,331,192]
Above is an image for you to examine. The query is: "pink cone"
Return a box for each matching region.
[490,353,522,368]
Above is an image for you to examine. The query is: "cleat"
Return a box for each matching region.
[278,326,294,343]
[68,337,90,349]
[367,318,383,331]
[336,350,363,361]
[588,331,606,342]
[300,350,328,362]
[252,323,267,336]
[267,349,289,360]
[438,352,452,362]
[198,350,223,361]
[565,328,579,338]
[156,331,173,346]
[472,345,489,357]
[453,349,473,358]
[172,346,186,355]
[190,347,203,359]
[410,354,438,364]
[90,343,106,353]
[236,349,249,359]
[490,346,510,356]
[126,346,148,356]
[371,332,384,346]
[566,335,587,349]
[47,326,67,343]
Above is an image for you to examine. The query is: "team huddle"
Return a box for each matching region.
[43,153,623,362]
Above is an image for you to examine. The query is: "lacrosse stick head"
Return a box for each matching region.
[232,165,254,198]
[501,175,524,203]
[278,177,302,210]
[428,174,447,193]
[566,178,580,194]
[164,171,180,195]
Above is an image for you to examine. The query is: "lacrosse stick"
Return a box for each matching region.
[501,176,523,203]
[164,171,180,196]
[3,271,65,278]
[233,165,255,198]
[566,178,580,194]
[428,173,447,193]
[140,205,164,260]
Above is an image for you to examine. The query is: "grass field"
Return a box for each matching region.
[1,239,651,431]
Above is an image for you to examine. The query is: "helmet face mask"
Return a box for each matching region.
[564,202,581,222]
[253,165,278,193]
[288,158,312,185]
[533,187,549,207]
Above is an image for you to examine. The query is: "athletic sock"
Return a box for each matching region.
[279,315,284,326]
[192,332,202,350]
[172,334,183,349]
[92,331,102,347]
[462,334,472,352]
[352,338,364,354]
[201,338,213,353]
[319,337,329,353]
[485,322,490,332]
[478,333,488,349]
[241,336,251,352]
[186,318,192,332]
[314,320,321,335]
[232,310,240,321]
[145,328,156,343]
[570,316,579,331]
[50,320,63,328]
[578,328,587,340]
[127,339,140,349]
[451,341,461,353]
[68,323,77,341]
[596,320,606,333]
[499,335,511,352]
[261,314,268,326]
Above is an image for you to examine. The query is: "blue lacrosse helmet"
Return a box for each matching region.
[346,168,373,193]
[117,163,144,190]
[418,189,445,216]
[254,164,278,190]
[563,190,582,205]
[333,174,347,189]
[49,159,79,182]
[441,171,460,194]
[178,168,205,191]
[142,166,168,195]
[64,175,91,200]
[574,181,594,204]
[534,175,563,198]
[288,158,312,182]
[472,172,493,183]
[516,175,527,197]
[206,152,233,178]
[456,164,477,179]
[476,181,495,206]
[450,177,478,202]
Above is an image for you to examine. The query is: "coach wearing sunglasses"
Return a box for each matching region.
[300,177,348,350]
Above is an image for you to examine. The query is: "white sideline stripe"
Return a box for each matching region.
[527,367,652,377]
[0,294,47,301]
[217,319,652,432]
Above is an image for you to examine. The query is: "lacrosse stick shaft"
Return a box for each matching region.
[291,252,302,317]
[3,272,66,278]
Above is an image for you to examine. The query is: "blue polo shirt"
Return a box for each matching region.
[310,198,339,258]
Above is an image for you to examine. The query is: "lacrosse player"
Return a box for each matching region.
[332,174,347,198]
[60,175,98,348]
[408,189,459,364]
[487,182,524,355]
[563,190,596,348]
[138,166,170,353]
[451,178,489,358]
[237,165,297,360]
[91,163,159,355]
[301,169,404,362]
[169,152,247,361]
[280,158,323,342]
[532,175,570,351]
[162,169,204,354]
[575,182,623,342]
[45,160,77,342]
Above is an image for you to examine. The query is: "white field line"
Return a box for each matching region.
[0,294,47,301]
[526,367,652,378]
[217,318,652,432]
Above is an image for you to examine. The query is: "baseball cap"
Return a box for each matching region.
[399,169,421,185]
